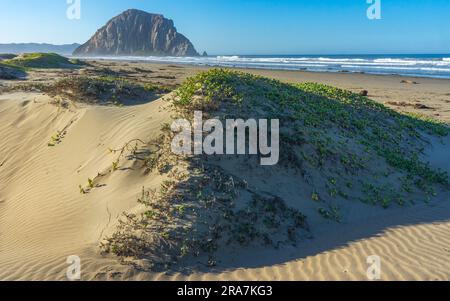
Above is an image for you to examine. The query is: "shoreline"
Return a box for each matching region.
[71,54,450,80]
[82,57,450,82]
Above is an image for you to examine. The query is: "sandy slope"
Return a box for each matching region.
[1,73,450,280]
[0,92,172,280]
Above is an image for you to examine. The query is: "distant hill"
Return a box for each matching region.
[3,53,80,69]
[0,43,80,55]
[74,9,199,57]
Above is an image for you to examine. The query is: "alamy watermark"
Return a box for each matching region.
[366,255,381,280]
[171,111,280,166]
[66,255,81,281]
[66,0,81,20]
[367,0,382,20]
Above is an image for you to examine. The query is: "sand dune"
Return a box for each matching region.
[1,65,450,281]
[0,92,172,280]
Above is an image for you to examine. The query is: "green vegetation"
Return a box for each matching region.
[68,58,86,66]
[108,139,146,171]
[79,185,86,195]
[33,75,171,105]
[88,178,95,189]
[0,62,25,71]
[78,179,94,195]
[101,147,308,270]
[99,68,449,271]
[47,132,63,147]
[174,69,448,194]
[318,206,342,222]
[3,53,79,69]
[0,53,17,60]
[0,53,27,80]
[0,61,27,79]
[99,123,309,270]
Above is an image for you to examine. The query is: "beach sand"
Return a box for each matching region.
[1,60,450,281]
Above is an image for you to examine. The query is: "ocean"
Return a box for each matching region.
[76,54,450,79]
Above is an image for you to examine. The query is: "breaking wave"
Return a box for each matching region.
[73,54,450,79]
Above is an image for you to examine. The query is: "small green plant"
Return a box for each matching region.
[180,243,190,257]
[381,197,391,209]
[175,205,187,216]
[328,188,339,198]
[144,210,157,219]
[311,192,320,202]
[108,139,146,172]
[48,131,64,147]
[318,206,341,222]
[88,178,94,189]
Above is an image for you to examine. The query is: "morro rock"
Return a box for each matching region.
[73,9,199,56]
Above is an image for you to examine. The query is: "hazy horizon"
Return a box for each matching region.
[1,43,450,57]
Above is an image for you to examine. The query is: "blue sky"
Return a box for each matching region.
[0,0,449,55]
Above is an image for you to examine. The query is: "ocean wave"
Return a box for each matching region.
[316,57,367,62]
[373,58,450,66]
[213,57,450,67]
[346,65,450,73]
[73,55,450,79]
[216,56,240,61]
